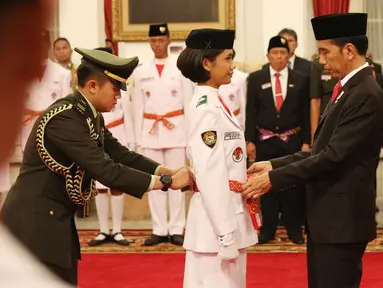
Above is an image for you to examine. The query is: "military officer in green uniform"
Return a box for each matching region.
[309,55,338,144]
[1,48,192,286]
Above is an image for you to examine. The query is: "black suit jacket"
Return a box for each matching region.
[373,62,382,74]
[293,56,311,76]
[1,91,160,269]
[269,67,383,244]
[262,56,311,76]
[245,66,310,155]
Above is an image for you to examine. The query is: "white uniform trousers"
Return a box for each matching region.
[143,147,186,236]
[183,249,247,288]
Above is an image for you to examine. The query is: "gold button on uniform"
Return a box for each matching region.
[50,210,54,215]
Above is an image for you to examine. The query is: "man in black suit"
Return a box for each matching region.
[242,13,383,288]
[367,50,382,75]
[262,28,311,76]
[245,35,310,244]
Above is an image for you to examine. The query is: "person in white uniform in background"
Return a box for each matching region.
[218,56,248,130]
[133,23,194,246]
[177,29,258,288]
[21,28,72,152]
[89,47,136,246]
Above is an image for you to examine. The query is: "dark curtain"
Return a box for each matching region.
[313,0,349,17]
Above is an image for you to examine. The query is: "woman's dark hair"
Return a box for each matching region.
[330,35,368,56]
[177,48,225,83]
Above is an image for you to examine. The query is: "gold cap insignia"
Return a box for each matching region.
[281,37,286,44]
[160,27,166,33]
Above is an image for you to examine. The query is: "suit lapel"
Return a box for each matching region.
[215,96,242,129]
[260,67,276,110]
[294,57,301,71]
[280,69,295,112]
[315,66,373,135]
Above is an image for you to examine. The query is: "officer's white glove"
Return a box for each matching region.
[218,232,238,261]
[128,143,136,152]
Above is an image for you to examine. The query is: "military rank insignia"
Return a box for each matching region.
[196,95,207,107]
[75,99,87,115]
[201,130,217,148]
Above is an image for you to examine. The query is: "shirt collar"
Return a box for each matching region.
[270,65,288,78]
[340,62,369,87]
[78,90,98,118]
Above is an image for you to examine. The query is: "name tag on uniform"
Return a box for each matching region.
[140,77,155,82]
[261,82,272,90]
[321,75,331,81]
[224,131,241,140]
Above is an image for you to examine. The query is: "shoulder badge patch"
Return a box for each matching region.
[201,131,217,148]
[196,95,207,107]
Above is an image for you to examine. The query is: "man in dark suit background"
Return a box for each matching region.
[367,50,382,75]
[243,13,383,288]
[245,35,310,244]
[262,28,311,76]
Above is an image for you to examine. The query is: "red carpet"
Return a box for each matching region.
[78,252,383,288]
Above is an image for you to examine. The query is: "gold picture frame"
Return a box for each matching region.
[112,0,236,42]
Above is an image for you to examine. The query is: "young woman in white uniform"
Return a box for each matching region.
[177,29,258,288]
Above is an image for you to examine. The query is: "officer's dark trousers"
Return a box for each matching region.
[257,150,304,241]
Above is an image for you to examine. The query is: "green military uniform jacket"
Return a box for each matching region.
[1,90,160,269]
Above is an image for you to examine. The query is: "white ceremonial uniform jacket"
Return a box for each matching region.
[96,92,136,189]
[218,68,248,129]
[183,85,257,253]
[21,59,72,151]
[133,58,194,149]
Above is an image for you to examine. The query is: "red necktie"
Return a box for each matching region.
[275,73,283,112]
[156,64,164,77]
[218,96,232,116]
[330,81,342,103]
